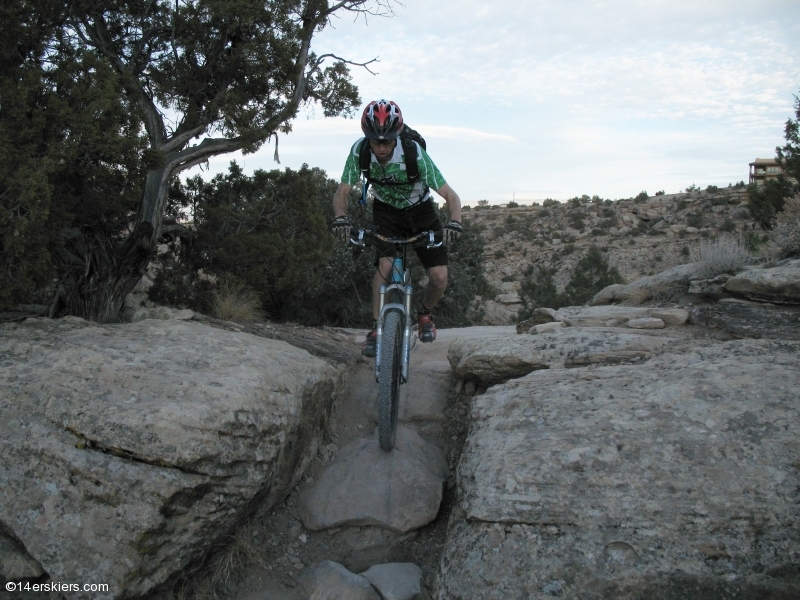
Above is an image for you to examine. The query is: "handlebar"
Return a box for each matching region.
[348,229,444,250]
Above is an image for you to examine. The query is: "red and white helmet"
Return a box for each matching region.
[361,100,404,140]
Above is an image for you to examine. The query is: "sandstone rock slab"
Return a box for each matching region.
[437,340,800,599]
[556,305,652,327]
[299,561,380,600]
[626,317,665,329]
[297,427,448,533]
[0,317,339,599]
[723,259,800,304]
[528,321,565,335]
[447,329,668,385]
[361,563,426,600]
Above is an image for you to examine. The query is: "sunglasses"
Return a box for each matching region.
[369,138,395,147]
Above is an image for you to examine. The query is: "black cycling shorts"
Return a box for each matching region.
[372,200,447,269]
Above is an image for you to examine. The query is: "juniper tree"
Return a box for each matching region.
[1,0,390,319]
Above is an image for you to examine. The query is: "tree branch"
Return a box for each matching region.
[312,53,379,76]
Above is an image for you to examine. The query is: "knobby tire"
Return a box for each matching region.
[378,309,403,452]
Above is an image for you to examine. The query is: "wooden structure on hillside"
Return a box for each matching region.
[749,158,784,184]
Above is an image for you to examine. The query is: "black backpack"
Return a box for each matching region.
[358,124,427,186]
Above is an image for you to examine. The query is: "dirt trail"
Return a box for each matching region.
[210,325,515,599]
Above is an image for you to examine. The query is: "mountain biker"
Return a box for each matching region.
[331,99,463,357]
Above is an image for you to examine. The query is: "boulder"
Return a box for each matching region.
[515,308,558,333]
[649,308,689,326]
[297,427,448,533]
[495,293,521,305]
[299,561,380,600]
[361,563,427,600]
[589,263,699,305]
[723,259,800,304]
[436,340,800,599]
[447,329,668,385]
[0,317,339,599]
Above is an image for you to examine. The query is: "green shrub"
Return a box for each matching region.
[634,191,649,203]
[770,195,800,258]
[747,179,795,229]
[676,199,688,211]
[494,249,506,259]
[687,213,704,228]
[655,190,665,196]
[543,198,559,207]
[561,246,624,306]
[706,185,720,193]
[507,200,519,208]
[562,243,575,255]
[681,245,690,257]
[539,209,551,218]
[518,265,561,316]
[721,218,736,232]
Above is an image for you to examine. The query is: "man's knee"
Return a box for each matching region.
[428,266,448,290]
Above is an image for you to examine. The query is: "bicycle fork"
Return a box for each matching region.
[375,281,413,385]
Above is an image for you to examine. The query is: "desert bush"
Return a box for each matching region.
[720,218,736,232]
[507,200,519,208]
[706,185,720,193]
[655,190,665,196]
[691,236,752,278]
[543,198,559,207]
[634,191,649,203]
[681,245,690,257]
[770,195,800,258]
[676,199,688,211]
[210,276,265,322]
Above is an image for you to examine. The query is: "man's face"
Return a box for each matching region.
[369,138,396,162]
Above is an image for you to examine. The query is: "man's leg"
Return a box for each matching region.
[422,265,448,311]
[418,265,447,343]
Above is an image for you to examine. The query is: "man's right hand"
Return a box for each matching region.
[331,216,353,245]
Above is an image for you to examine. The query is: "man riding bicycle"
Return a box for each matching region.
[331,99,463,357]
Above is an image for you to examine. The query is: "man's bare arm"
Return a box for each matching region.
[435,183,462,223]
[332,182,353,218]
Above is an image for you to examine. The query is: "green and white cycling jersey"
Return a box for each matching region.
[341,138,447,210]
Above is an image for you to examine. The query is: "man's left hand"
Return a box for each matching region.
[443,220,463,246]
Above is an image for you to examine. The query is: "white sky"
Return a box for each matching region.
[187,0,800,205]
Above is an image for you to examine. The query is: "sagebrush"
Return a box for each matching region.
[691,236,752,278]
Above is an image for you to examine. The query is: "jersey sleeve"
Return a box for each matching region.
[416,145,447,190]
[341,139,363,185]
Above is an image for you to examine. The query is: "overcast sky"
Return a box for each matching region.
[188,0,800,205]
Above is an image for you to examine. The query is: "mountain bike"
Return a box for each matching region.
[349,229,444,451]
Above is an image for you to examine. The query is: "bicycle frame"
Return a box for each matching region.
[375,253,413,384]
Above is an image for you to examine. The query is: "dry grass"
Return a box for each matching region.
[691,236,753,279]
[166,524,267,600]
[210,277,264,322]
[771,195,800,259]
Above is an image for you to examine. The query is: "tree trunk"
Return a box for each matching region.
[54,166,169,322]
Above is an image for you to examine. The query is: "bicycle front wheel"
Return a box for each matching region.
[378,309,403,452]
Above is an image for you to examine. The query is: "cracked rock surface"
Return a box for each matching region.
[436,338,800,599]
[0,317,340,599]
